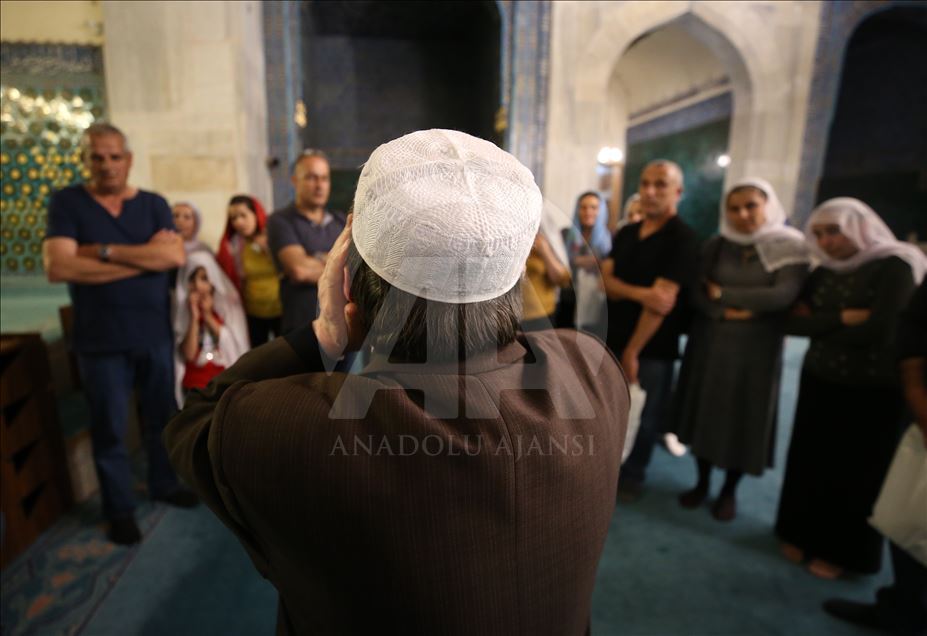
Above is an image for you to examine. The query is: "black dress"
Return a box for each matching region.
[775,256,915,573]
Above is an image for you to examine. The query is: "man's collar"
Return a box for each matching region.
[290,205,333,227]
[360,339,527,376]
[640,211,679,236]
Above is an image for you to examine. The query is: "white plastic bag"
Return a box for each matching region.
[869,424,927,567]
[622,383,646,464]
[574,268,605,329]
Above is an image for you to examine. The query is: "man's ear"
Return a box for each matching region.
[344,302,367,352]
[342,265,352,302]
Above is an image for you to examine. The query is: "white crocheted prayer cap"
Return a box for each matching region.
[352,129,543,304]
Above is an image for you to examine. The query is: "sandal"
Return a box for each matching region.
[808,559,843,579]
[780,543,804,564]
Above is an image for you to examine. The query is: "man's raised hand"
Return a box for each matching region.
[312,215,362,360]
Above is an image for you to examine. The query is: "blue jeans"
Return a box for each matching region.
[77,342,180,517]
[622,358,675,484]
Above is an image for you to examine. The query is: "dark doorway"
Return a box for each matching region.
[816,7,927,241]
[302,1,501,212]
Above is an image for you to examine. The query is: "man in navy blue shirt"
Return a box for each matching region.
[44,123,198,544]
[267,150,346,335]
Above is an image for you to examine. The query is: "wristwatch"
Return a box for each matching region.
[99,244,112,262]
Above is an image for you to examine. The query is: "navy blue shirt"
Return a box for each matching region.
[46,185,174,353]
[605,215,699,360]
[266,204,345,334]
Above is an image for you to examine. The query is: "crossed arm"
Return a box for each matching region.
[44,230,185,284]
[276,245,326,284]
[44,237,141,284]
[600,258,680,382]
[600,258,678,315]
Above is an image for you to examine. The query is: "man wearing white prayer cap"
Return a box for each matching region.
[166,130,629,636]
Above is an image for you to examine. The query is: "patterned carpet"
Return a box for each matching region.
[1,498,166,636]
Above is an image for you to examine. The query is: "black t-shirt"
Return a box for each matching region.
[605,215,699,360]
[46,185,174,353]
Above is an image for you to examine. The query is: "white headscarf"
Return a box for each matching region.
[172,251,250,406]
[720,177,810,272]
[173,201,212,256]
[805,197,927,284]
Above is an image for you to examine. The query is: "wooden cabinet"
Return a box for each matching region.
[1,333,72,568]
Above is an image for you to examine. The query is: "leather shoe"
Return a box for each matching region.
[822,599,887,633]
[616,478,643,503]
[153,489,200,508]
[711,495,737,522]
[678,486,708,509]
[108,516,142,545]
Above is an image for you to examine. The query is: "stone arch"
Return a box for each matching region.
[551,3,766,219]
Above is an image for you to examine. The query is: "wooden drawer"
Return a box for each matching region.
[0,340,35,409]
[1,436,55,500]
[0,333,71,568]
[1,394,45,458]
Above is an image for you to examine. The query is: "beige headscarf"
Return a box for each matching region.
[805,197,926,284]
[720,177,810,272]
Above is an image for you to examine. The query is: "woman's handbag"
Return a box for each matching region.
[869,424,927,566]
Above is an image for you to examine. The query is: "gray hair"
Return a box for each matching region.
[290,148,329,175]
[80,122,131,155]
[346,241,522,362]
[642,159,684,186]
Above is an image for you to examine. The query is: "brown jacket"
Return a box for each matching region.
[164,326,628,635]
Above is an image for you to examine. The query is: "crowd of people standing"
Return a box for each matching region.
[552,158,926,634]
[44,123,345,544]
[42,121,925,635]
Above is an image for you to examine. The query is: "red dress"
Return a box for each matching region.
[181,312,226,390]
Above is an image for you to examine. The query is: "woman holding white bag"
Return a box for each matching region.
[823,275,927,635]
[776,197,926,579]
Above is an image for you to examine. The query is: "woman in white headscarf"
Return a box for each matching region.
[776,197,925,579]
[672,178,811,522]
[172,251,249,406]
[171,201,212,256]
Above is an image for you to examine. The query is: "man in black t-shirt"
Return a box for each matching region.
[44,123,198,545]
[602,160,698,499]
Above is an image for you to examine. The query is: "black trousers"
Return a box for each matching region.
[879,542,927,636]
[247,314,281,348]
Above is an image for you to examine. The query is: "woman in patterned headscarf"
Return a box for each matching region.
[776,197,925,579]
